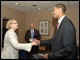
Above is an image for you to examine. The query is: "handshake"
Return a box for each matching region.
[31,39,40,46]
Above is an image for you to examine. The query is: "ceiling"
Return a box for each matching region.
[1,1,79,13]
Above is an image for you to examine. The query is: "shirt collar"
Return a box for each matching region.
[58,15,65,25]
[31,29,34,33]
[31,29,34,31]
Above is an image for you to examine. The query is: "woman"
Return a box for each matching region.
[1,19,37,59]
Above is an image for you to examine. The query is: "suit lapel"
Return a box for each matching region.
[54,27,56,35]
[53,16,66,41]
[53,27,60,40]
[29,29,31,38]
[34,29,36,37]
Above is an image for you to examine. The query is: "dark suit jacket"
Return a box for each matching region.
[25,29,41,53]
[25,29,41,43]
[40,16,78,59]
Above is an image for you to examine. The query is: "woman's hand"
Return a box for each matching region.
[31,40,37,46]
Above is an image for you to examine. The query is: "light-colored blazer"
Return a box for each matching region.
[1,29,32,59]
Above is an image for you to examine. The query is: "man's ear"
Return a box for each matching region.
[59,8,62,12]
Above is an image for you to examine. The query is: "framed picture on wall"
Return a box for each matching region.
[39,20,50,36]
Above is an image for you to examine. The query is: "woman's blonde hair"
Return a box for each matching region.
[6,18,17,29]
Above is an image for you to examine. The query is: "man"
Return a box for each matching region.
[25,23,41,54]
[34,3,78,59]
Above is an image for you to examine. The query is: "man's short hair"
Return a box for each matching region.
[54,3,66,13]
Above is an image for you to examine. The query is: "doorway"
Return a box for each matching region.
[2,18,9,48]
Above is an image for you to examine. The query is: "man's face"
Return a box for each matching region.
[52,6,60,18]
[30,23,34,30]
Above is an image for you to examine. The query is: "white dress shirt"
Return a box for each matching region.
[31,29,34,34]
[57,15,65,29]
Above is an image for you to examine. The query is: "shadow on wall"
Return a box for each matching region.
[51,17,58,28]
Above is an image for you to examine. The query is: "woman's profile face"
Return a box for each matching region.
[11,20,18,30]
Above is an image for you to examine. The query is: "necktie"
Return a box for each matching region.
[31,30,34,39]
[55,22,59,33]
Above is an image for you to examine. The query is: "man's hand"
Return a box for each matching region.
[31,40,37,46]
[34,39,40,45]
[42,53,48,59]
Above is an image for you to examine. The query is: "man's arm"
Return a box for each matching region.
[40,37,54,46]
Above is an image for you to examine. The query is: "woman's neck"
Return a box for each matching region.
[11,28,16,31]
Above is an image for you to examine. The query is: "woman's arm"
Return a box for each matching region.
[7,32,32,52]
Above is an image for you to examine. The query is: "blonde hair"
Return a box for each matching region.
[6,18,17,29]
